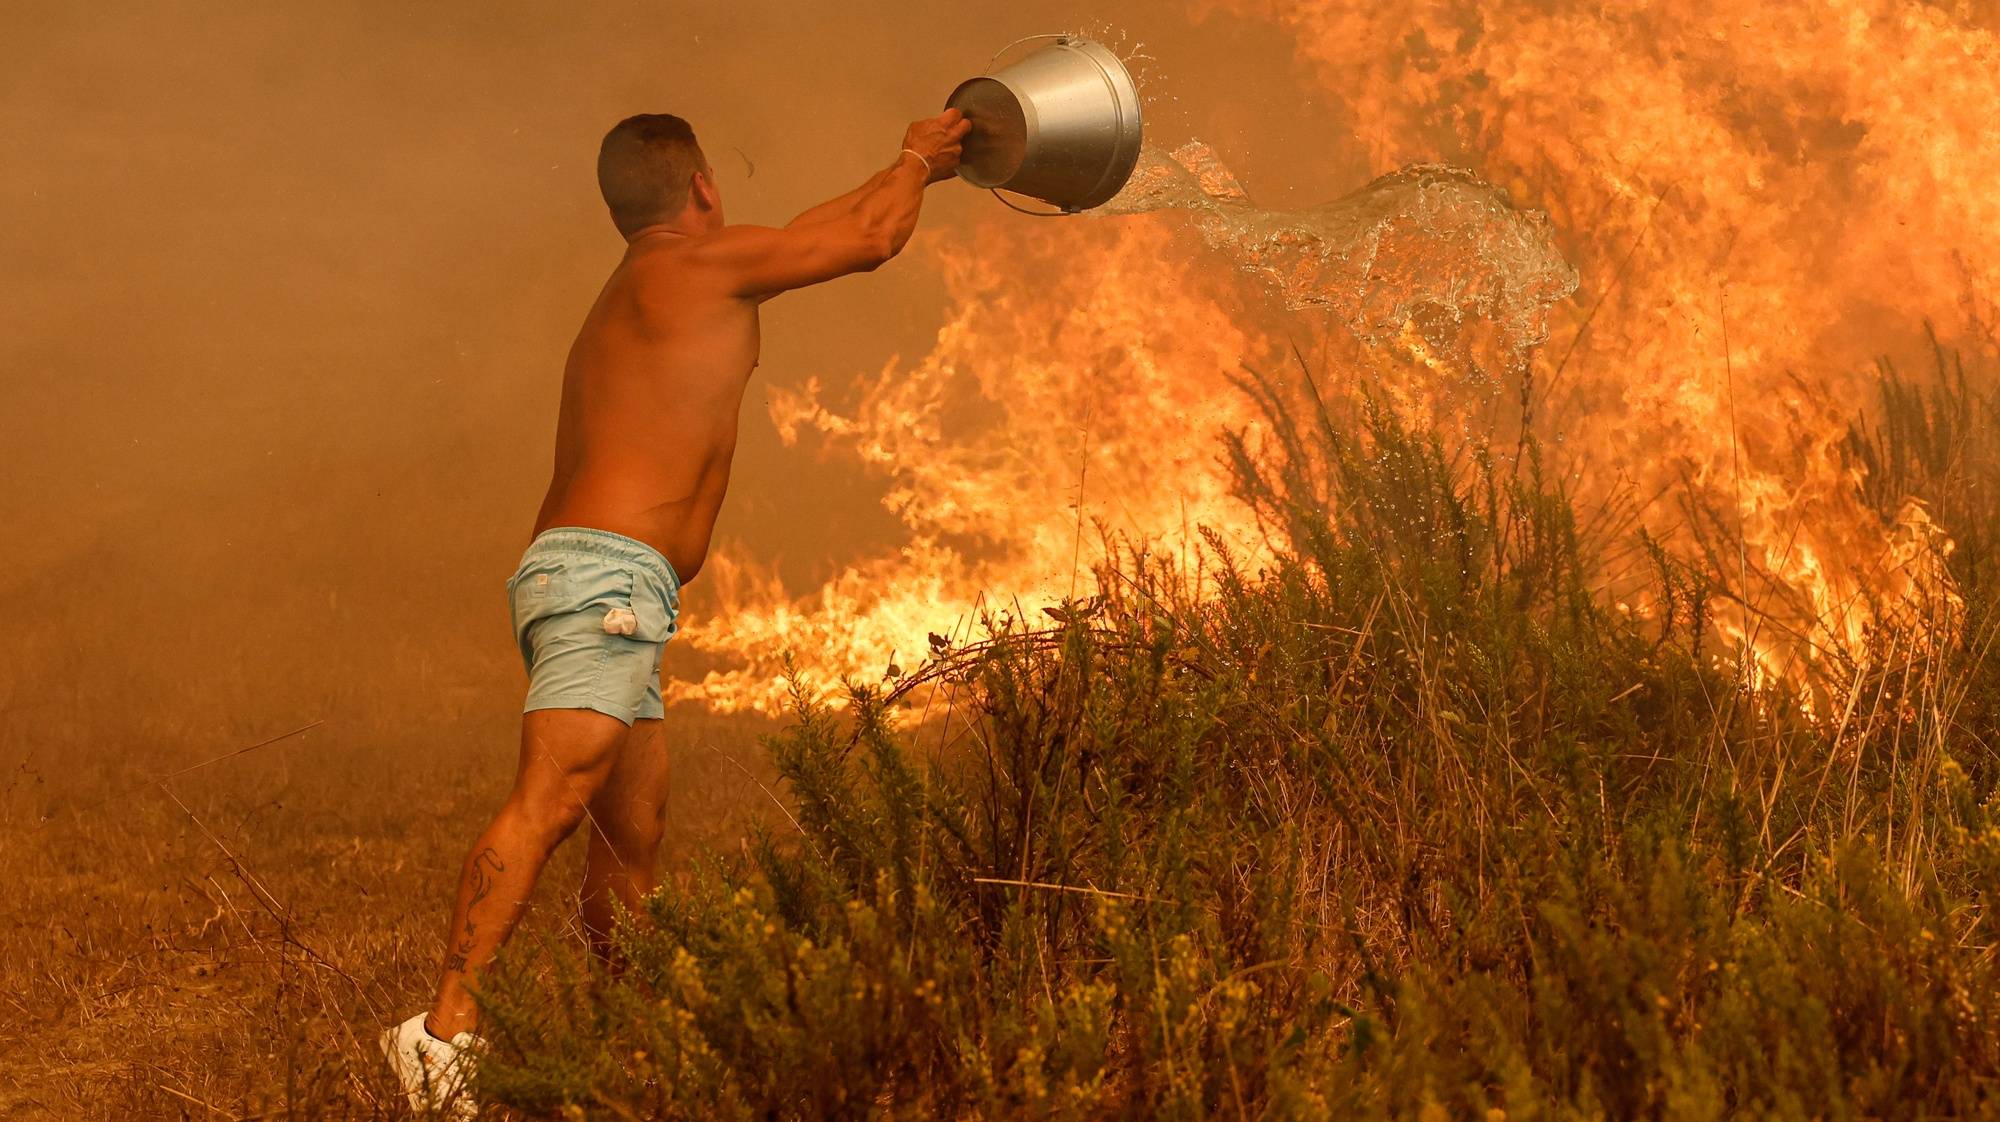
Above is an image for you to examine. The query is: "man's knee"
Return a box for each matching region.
[604,799,669,858]
[516,785,598,845]
[584,776,668,858]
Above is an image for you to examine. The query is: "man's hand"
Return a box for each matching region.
[902,109,971,185]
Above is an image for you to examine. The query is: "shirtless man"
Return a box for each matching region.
[381,108,970,1115]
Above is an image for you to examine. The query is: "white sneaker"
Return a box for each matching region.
[380,1012,480,1119]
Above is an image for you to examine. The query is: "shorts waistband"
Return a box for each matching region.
[525,527,681,591]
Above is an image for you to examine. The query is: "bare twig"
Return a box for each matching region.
[151,1080,265,1120]
[46,720,323,828]
[971,876,1154,902]
[157,782,374,1013]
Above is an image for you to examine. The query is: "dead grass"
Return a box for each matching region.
[0,706,781,1119]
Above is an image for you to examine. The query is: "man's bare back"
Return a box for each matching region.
[531,109,973,584]
[532,236,761,582]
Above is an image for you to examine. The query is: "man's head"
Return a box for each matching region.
[596,114,720,239]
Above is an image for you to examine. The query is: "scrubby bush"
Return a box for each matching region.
[476,352,2000,1119]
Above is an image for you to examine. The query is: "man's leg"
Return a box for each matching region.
[578,716,669,962]
[426,706,634,1039]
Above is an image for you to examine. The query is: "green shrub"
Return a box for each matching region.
[476,355,2000,1120]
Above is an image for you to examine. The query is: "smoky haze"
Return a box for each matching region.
[1,2,1360,787]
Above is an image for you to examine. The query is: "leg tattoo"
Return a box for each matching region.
[444,849,508,976]
[468,848,506,910]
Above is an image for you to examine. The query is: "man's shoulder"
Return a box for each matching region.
[616,238,708,295]
[623,228,757,282]
[624,227,779,304]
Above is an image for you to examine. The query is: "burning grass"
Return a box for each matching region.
[477,350,2000,1119]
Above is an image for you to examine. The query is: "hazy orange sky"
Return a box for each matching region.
[3,1,1376,773]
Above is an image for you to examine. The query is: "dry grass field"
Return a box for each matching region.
[0,704,782,1119]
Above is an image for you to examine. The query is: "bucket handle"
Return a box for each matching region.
[982,32,1069,73]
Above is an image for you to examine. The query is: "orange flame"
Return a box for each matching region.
[676,2,1990,711]
[667,219,1284,711]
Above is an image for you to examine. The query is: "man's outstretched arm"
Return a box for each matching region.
[688,110,970,299]
[782,164,899,229]
[783,107,970,230]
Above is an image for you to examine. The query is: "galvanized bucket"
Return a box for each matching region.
[945,36,1143,213]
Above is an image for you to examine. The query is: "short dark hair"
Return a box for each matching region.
[596,114,709,237]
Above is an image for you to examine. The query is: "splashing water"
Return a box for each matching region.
[1102,141,1578,377]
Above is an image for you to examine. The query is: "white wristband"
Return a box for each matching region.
[900,148,932,178]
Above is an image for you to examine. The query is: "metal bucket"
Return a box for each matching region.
[945,36,1143,213]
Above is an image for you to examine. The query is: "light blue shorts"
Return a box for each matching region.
[507,527,682,725]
